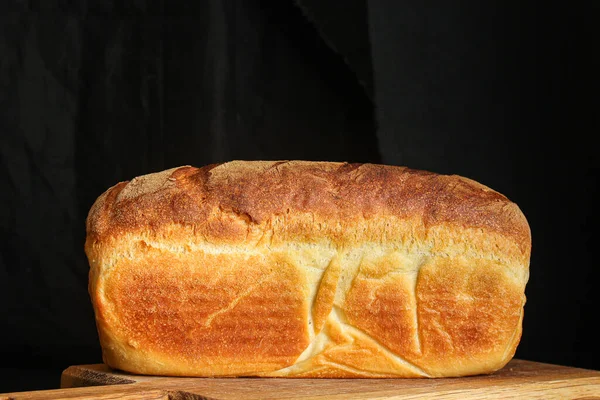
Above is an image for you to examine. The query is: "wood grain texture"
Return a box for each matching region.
[0,385,169,400]
[1,360,599,399]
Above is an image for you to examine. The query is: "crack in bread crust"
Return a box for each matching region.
[412,268,423,355]
[202,272,275,328]
[330,306,430,377]
[310,256,339,336]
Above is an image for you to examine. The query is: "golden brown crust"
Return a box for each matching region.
[86,161,530,259]
[85,161,531,378]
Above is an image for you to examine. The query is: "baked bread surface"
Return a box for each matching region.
[85,161,531,378]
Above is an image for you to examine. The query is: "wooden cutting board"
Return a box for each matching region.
[1,359,599,399]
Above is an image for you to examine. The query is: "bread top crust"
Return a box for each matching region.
[85,161,531,264]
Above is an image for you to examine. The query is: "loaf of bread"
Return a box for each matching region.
[85,161,531,378]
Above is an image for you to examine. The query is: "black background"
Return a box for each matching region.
[1,0,598,393]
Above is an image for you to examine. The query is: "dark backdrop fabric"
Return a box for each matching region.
[0,0,598,393]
